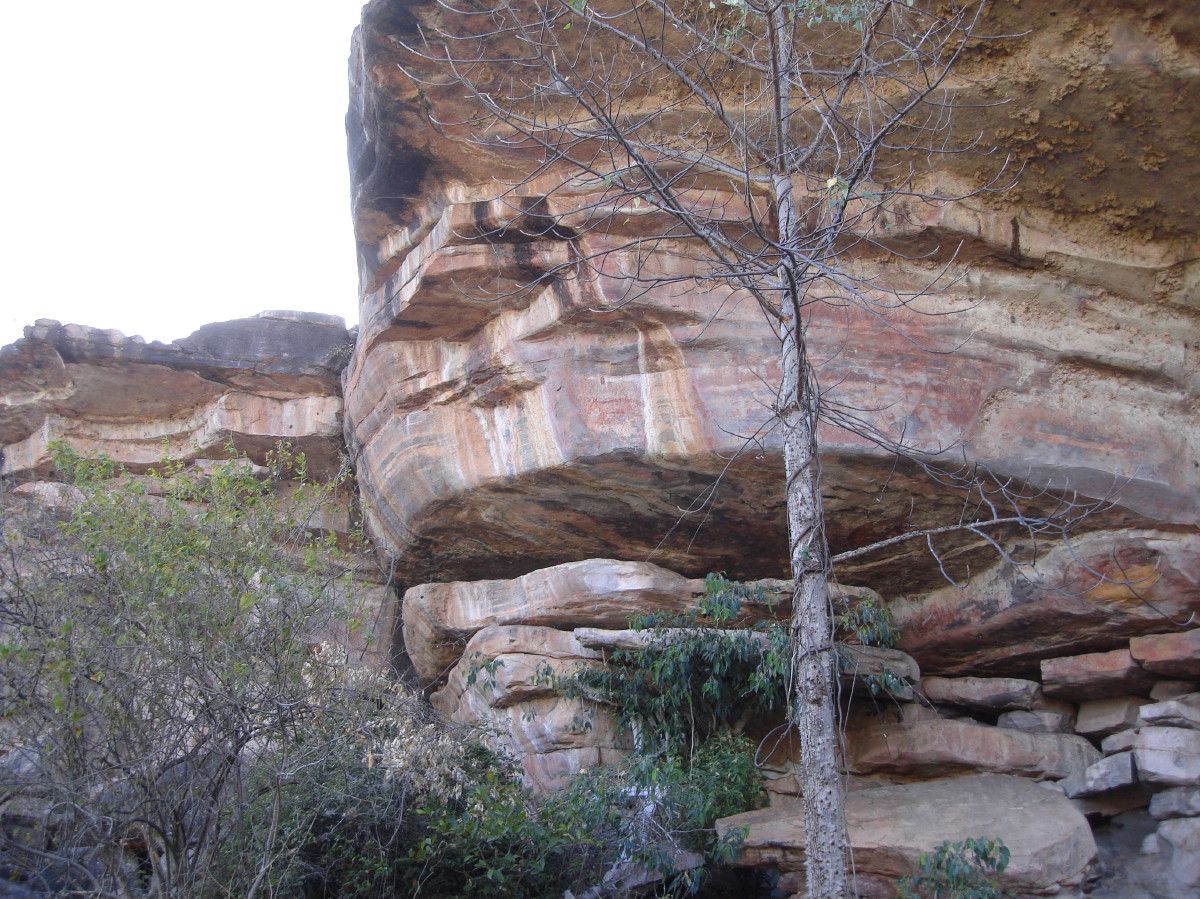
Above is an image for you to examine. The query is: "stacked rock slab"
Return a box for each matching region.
[2,0,1198,894]
[401,553,1200,893]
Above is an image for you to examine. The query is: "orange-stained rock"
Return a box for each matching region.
[894,531,1200,676]
[402,558,882,680]
[920,676,1042,711]
[403,559,706,679]
[1076,696,1152,738]
[0,314,350,480]
[430,625,605,713]
[1131,631,1200,680]
[344,2,1200,697]
[430,625,627,792]
[1042,648,1158,700]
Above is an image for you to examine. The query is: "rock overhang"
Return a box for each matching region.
[344,0,1198,597]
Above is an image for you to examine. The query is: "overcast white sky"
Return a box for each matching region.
[0,1,368,348]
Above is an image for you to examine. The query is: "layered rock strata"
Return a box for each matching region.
[2,0,1198,894]
[0,313,351,480]
[345,0,1199,681]
[402,555,1200,894]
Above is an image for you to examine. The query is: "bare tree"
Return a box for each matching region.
[390,1,1096,894]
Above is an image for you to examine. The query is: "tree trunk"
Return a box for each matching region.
[775,172,851,898]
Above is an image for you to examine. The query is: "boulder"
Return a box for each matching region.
[716,774,1096,895]
[429,625,627,791]
[1101,730,1138,756]
[920,676,1042,711]
[1150,788,1200,822]
[1059,752,1139,799]
[1133,728,1200,787]
[430,625,605,711]
[1151,681,1199,702]
[1041,649,1157,700]
[845,716,1100,781]
[1130,631,1200,680]
[403,559,704,678]
[894,534,1200,677]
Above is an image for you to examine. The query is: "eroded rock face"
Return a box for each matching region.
[3,0,1199,891]
[0,313,350,480]
[845,714,1101,782]
[0,312,396,666]
[344,0,1199,687]
[429,625,627,791]
[894,532,1200,676]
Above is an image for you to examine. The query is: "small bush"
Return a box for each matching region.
[409,733,762,899]
[896,837,1012,899]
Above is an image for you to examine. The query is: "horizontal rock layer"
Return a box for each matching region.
[1,313,350,479]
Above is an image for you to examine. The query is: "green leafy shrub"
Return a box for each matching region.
[0,442,372,898]
[896,838,1012,899]
[208,682,505,899]
[555,573,789,754]
[408,733,761,899]
[836,596,899,648]
[409,772,593,898]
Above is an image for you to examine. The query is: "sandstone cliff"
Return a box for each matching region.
[2,0,1198,895]
[343,0,1198,672]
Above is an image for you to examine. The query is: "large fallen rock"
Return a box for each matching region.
[845,715,1100,781]
[1131,631,1200,680]
[1059,752,1142,800]
[921,676,1042,711]
[716,774,1096,895]
[1041,649,1157,700]
[1134,728,1200,787]
[1076,696,1152,737]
